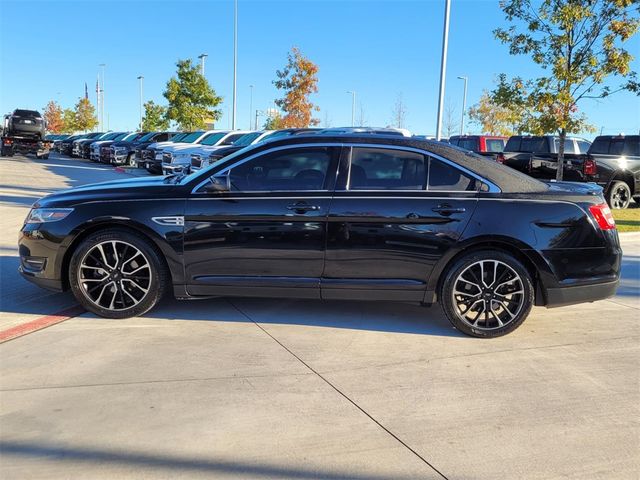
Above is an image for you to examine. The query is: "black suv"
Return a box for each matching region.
[585,135,640,209]
[3,109,46,140]
[19,134,621,338]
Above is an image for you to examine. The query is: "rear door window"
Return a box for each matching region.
[428,158,477,191]
[577,140,591,154]
[349,148,427,190]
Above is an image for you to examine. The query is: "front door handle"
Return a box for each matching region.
[432,204,466,216]
[286,203,321,213]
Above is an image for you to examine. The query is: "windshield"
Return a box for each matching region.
[233,132,263,146]
[178,132,205,143]
[110,133,128,141]
[136,132,156,142]
[199,132,227,146]
[121,132,139,141]
[169,133,188,142]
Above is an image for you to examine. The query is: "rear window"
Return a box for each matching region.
[485,139,505,153]
[14,109,41,117]
[457,138,479,151]
[589,137,610,154]
[505,137,548,153]
[624,137,640,156]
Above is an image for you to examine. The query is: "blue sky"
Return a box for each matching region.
[1,0,638,137]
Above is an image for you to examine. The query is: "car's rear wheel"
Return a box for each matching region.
[441,250,534,338]
[69,229,169,318]
[607,181,631,209]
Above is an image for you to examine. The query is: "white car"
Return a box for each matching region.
[162,130,251,175]
[189,130,275,172]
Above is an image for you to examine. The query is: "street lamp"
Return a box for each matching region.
[198,53,208,76]
[457,76,468,135]
[137,76,144,131]
[435,0,451,141]
[346,91,356,127]
[249,85,254,129]
[231,0,238,129]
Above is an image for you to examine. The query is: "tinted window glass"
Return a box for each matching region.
[222,133,247,145]
[610,139,625,155]
[504,137,521,151]
[577,140,591,154]
[589,137,610,154]
[233,132,263,146]
[624,136,639,156]
[520,137,548,153]
[428,158,476,191]
[555,138,576,154]
[485,139,505,152]
[457,138,479,151]
[229,147,332,191]
[349,148,427,190]
[199,133,226,145]
[180,132,205,143]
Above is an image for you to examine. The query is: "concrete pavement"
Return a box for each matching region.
[1,154,638,479]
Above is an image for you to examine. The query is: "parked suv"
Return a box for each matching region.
[143,132,191,174]
[115,132,173,167]
[19,134,621,338]
[72,132,105,157]
[448,135,507,159]
[88,132,128,162]
[3,109,46,140]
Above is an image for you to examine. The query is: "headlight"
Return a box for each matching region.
[26,208,74,224]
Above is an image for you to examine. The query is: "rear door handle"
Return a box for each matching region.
[286,203,321,212]
[432,205,466,216]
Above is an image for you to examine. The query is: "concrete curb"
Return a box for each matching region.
[619,232,640,238]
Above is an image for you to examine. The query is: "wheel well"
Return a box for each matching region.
[435,241,542,303]
[608,172,634,195]
[60,224,172,291]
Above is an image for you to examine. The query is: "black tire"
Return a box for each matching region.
[69,229,170,319]
[607,181,631,209]
[1,146,13,157]
[440,250,534,338]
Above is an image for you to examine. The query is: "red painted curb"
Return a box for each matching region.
[0,305,85,343]
[114,167,126,173]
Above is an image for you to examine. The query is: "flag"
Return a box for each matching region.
[84,82,88,99]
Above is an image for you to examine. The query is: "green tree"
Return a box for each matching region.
[61,108,77,133]
[263,111,283,130]
[164,59,223,130]
[73,97,98,132]
[493,0,639,180]
[141,101,170,131]
[42,101,64,133]
[468,90,521,136]
[273,47,320,127]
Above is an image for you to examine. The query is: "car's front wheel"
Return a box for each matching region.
[440,250,534,338]
[69,229,169,318]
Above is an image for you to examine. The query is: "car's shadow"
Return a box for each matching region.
[147,295,463,338]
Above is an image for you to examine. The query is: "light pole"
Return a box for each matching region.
[347,91,356,127]
[249,85,254,129]
[137,76,144,131]
[435,0,451,141]
[231,0,238,129]
[457,76,468,135]
[99,63,106,131]
[198,53,208,76]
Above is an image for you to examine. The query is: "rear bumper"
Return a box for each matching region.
[545,279,619,307]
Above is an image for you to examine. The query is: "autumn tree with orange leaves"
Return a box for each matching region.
[273,47,320,128]
[43,101,64,133]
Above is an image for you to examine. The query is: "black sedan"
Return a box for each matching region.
[18,134,621,337]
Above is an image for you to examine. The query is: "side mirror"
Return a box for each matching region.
[203,175,229,193]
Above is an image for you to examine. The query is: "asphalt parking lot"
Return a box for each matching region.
[1,153,639,479]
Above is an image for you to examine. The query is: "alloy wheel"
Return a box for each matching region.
[611,184,630,209]
[78,240,152,311]
[451,259,525,331]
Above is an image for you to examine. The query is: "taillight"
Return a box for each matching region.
[583,156,597,176]
[496,153,506,164]
[588,203,616,230]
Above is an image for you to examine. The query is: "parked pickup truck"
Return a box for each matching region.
[449,135,507,159]
[499,134,640,208]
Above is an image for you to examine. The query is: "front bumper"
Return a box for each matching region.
[163,164,189,175]
[18,229,66,292]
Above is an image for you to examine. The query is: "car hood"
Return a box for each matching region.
[34,176,180,208]
[111,140,137,148]
[161,143,199,154]
[147,141,178,150]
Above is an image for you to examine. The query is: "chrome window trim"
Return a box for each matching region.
[190,142,501,195]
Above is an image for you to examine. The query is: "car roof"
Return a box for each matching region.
[242,133,548,193]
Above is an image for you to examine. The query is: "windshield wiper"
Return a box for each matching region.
[163,173,186,184]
